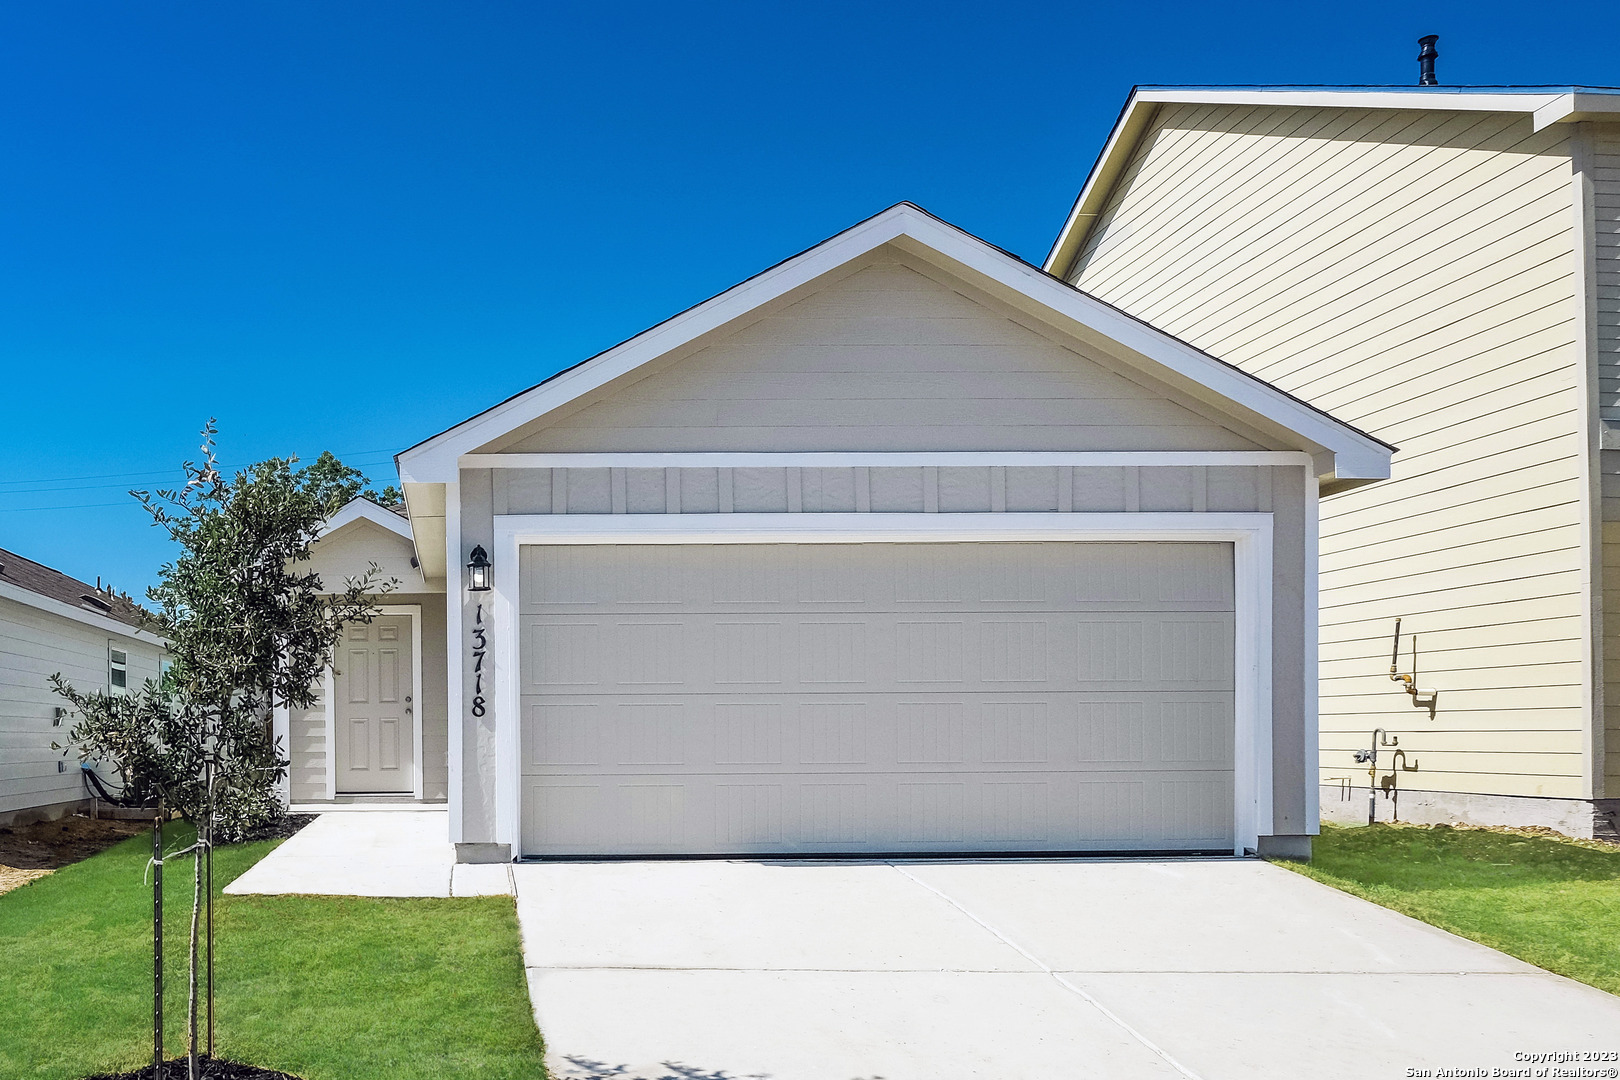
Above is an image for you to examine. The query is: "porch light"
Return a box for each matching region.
[467,545,492,592]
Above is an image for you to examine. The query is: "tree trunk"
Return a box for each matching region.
[188,844,201,1080]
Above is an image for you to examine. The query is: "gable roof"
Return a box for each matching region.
[0,544,162,643]
[320,496,414,542]
[1044,84,1620,280]
[397,203,1391,490]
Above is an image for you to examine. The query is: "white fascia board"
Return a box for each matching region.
[1043,89,1155,278]
[405,205,1386,487]
[1045,86,1608,276]
[1133,87,1569,114]
[1533,91,1620,131]
[321,498,414,542]
[0,582,166,646]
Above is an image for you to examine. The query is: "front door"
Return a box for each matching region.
[334,615,415,794]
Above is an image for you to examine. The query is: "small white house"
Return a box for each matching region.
[297,204,1391,863]
[0,546,166,824]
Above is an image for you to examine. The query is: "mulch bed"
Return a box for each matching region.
[0,815,148,871]
[232,813,316,844]
[83,1058,302,1079]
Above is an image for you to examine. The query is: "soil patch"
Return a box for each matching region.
[0,815,148,871]
[83,1058,302,1079]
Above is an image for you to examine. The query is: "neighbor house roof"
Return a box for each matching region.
[0,545,162,643]
[397,201,1393,492]
[1044,84,1620,279]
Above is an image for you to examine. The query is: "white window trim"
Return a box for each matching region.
[491,511,1276,858]
[107,642,129,696]
[325,605,426,801]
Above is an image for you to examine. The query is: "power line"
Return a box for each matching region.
[0,447,403,489]
[2,501,142,513]
[0,457,401,497]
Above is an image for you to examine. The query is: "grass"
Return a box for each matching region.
[1281,822,1620,995]
[0,825,545,1080]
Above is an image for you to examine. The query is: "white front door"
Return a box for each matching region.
[334,615,415,794]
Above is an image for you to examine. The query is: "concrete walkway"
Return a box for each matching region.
[224,810,510,898]
[514,858,1620,1080]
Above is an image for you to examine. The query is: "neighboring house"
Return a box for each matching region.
[0,546,166,824]
[308,203,1389,862]
[1044,84,1620,837]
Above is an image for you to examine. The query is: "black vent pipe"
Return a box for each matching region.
[1418,35,1439,86]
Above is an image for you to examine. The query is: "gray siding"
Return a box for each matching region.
[1599,125,1620,796]
[0,597,162,815]
[287,696,326,804]
[1593,125,1620,420]
[486,257,1268,455]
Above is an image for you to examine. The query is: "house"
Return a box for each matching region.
[297,203,1391,862]
[0,546,166,824]
[1044,84,1620,837]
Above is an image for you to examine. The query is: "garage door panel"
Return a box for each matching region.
[520,543,1236,856]
[524,693,1231,776]
[518,543,1235,616]
[522,611,1232,693]
[519,770,1235,856]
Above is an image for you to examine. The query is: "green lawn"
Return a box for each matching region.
[1282,823,1620,995]
[0,825,545,1080]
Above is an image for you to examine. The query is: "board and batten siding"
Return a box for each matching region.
[0,597,162,815]
[1069,103,1588,800]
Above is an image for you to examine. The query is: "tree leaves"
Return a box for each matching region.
[54,422,400,838]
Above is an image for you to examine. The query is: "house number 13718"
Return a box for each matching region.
[471,603,487,718]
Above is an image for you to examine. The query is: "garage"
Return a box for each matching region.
[395,205,1393,863]
[518,540,1235,856]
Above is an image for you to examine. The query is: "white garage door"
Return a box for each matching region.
[518,542,1235,857]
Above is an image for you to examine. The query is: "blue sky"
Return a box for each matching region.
[3,0,1618,596]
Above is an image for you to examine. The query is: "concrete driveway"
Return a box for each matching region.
[514,857,1620,1080]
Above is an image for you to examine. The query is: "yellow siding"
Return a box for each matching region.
[1072,103,1586,800]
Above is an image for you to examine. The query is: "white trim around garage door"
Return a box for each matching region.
[326,603,427,801]
[491,512,1276,858]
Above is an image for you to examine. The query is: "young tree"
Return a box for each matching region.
[52,422,398,1077]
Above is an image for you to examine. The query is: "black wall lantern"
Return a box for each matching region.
[467,545,492,592]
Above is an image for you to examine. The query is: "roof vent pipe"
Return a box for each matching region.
[1418,35,1439,86]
